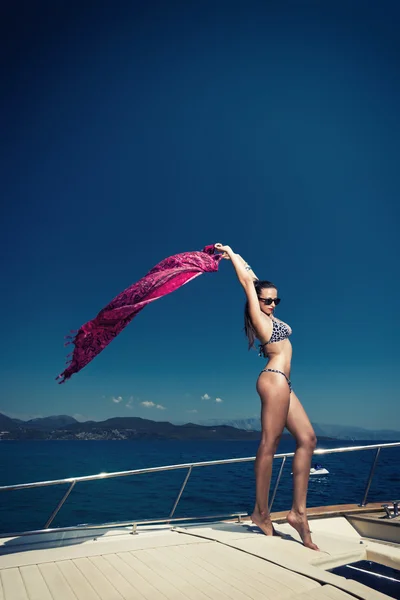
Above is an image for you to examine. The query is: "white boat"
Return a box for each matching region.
[310,464,330,475]
[291,465,330,476]
[0,442,399,599]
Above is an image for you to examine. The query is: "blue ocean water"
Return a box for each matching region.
[0,439,399,535]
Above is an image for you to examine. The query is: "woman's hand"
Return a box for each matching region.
[215,244,258,284]
[214,243,232,259]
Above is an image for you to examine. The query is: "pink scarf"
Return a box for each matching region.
[56,245,222,383]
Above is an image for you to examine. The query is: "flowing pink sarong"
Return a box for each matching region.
[56,245,222,383]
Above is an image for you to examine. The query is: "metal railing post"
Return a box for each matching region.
[44,481,76,529]
[168,466,193,520]
[360,447,381,507]
[269,456,286,513]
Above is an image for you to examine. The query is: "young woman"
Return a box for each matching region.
[215,243,319,550]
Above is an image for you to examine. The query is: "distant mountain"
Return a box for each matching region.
[59,416,261,440]
[197,418,400,441]
[311,422,400,441]
[1,412,398,441]
[197,418,261,431]
[21,415,79,430]
[0,413,260,441]
[64,416,175,433]
[0,413,19,431]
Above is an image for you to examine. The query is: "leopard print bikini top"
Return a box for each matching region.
[258,318,292,357]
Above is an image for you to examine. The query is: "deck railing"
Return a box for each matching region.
[0,441,399,537]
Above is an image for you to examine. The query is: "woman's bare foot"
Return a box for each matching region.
[251,509,276,536]
[287,509,319,550]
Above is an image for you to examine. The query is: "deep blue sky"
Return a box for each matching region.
[1,1,398,429]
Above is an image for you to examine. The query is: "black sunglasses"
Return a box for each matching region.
[258,297,281,306]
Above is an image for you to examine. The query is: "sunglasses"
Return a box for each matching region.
[258,297,281,306]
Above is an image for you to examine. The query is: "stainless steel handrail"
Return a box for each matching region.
[0,441,399,534]
[1,442,399,492]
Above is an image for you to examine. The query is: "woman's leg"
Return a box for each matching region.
[251,374,290,535]
[285,390,319,550]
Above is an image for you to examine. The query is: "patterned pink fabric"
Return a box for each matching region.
[56,245,222,383]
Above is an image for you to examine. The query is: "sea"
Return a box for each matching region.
[0,439,399,535]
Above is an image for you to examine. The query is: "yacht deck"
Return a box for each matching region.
[0,512,398,600]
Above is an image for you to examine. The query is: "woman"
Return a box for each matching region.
[215,243,319,551]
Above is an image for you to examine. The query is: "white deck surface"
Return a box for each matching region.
[0,519,397,600]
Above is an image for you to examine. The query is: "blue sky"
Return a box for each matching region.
[1,1,399,429]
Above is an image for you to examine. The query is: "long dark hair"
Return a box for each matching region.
[244,280,277,350]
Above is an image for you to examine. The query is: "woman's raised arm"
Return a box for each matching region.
[215,243,265,333]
